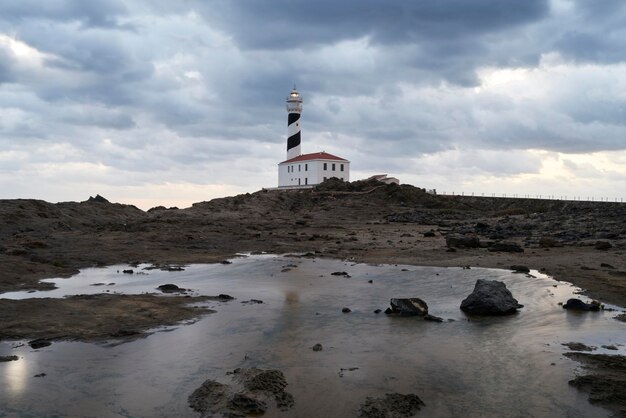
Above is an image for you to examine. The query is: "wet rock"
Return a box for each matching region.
[374,309,382,314]
[189,368,294,416]
[122,269,134,274]
[562,342,597,352]
[424,314,444,322]
[594,241,612,250]
[157,284,185,293]
[220,260,232,265]
[312,343,323,352]
[218,294,234,300]
[460,279,523,315]
[331,271,351,277]
[28,339,52,349]
[510,265,530,273]
[446,234,480,248]
[488,242,524,253]
[342,307,352,313]
[228,393,267,414]
[602,345,618,350]
[164,266,184,271]
[616,314,626,322]
[423,231,436,237]
[389,298,429,316]
[188,380,230,415]
[384,308,394,314]
[357,393,425,418]
[0,355,18,362]
[563,298,601,312]
[600,263,615,269]
[33,373,46,378]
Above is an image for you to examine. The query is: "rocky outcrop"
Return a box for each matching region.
[460,279,523,315]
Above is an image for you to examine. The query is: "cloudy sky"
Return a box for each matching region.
[1,0,625,209]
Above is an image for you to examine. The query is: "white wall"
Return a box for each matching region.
[278,159,350,187]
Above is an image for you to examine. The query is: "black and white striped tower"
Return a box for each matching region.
[286,86,303,160]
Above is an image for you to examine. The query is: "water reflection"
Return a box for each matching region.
[0,256,623,417]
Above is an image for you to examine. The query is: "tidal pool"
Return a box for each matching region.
[1,255,624,417]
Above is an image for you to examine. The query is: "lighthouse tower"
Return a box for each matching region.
[278,86,350,188]
[286,87,303,160]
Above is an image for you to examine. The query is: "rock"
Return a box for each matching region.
[563,298,601,311]
[562,342,597,352]
[446,234,480,248]
[510,265,530,273]
[373,309,382,314]
[312,343,323,352]
[342,307,352,313]
[228,393,267,415]
[488,242,524,253]
[357,393,425,418]
[595,241,612,250]
[389,298,429,316]
[86,194,109,203]
[220,260,233,265]
[446,247,457,252]
[423,231,436,237]
[460,279,523,315]
[0,355,18,362]
[33,373,46,378]
[384,308,394,314]
[218,294,234,300]
[602,345,618,350]
[122,269,134,274]
[424,314,444,322]
[600,263,615,269]
[331,271,351,277]
[616,314,626,322]
[28,339,52,349]
[157,284,185,293]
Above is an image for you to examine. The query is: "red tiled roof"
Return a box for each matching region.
[280,152,348,164]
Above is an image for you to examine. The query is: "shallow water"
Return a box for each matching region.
[1,255,625,417]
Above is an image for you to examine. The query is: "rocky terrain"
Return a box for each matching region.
[1,178,625,416]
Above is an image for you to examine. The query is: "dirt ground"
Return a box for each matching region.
[1,179,625,415]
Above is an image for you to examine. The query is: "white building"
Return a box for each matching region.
[279,152,350,187]
[278,87,350,187]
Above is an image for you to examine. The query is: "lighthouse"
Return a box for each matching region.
[278,87,350,188]
[286,87,303,160]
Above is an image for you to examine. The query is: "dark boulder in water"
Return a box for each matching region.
[563,298,600,311]
[157,284,185,293]
[460,279,523,315]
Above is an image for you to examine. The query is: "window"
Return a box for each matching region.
[323,163,327,170]
[298,178,301,185]
[298,164,301,172]
[340,164,344,172]
[305,178,308,185]
[332,163,336,171]
[324,177,327,181]
[305,164,308,171]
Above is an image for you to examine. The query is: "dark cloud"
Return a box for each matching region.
[0,0,129,28]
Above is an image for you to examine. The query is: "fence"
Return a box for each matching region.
[430,191,624,203]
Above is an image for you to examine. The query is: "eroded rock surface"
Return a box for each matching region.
[357,393,425,418]
[188,368,294,416]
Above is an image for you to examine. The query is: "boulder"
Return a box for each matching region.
[460,279,523,315]
[388,298,429,316]
[488,242,524,253]
[563,298,600,311]
[157,284,185,293]
[446,234,480,248]
[594,241,612,250]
